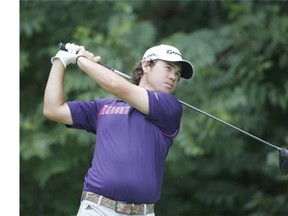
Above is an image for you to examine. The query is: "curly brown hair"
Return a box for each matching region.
[130,60,156,85]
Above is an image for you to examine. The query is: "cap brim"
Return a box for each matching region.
[151,57,194,79]
[179,60,194,79]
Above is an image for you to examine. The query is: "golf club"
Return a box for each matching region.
[58,42,288,175]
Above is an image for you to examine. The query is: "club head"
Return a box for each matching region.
[279,148,288,175]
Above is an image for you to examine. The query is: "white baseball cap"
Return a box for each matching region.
[142,44,194,79]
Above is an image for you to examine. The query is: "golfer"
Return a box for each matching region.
[43,43,194,216]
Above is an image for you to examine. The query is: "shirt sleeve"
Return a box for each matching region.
[146,90,182,138]
[66,100,100,134]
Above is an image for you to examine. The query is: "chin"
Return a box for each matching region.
[156,86,174,93]
[162,89,173,94]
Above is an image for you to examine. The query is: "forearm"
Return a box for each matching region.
[76,56,149,114]
[77,57,130,97]
[43,60,66,119]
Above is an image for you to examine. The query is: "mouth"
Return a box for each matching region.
[164,82,173,88]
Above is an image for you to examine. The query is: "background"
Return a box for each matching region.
[20,1,288,215]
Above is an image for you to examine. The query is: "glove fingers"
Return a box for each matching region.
[66,43,80,54]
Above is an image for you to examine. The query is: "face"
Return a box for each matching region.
[141,60,181,93]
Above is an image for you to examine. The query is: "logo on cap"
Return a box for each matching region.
[145,53,158,59]
[166,49,182,57]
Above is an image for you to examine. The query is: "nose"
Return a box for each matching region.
[168,71,177,81]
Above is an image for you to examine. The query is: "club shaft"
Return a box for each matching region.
[179,100,281,150]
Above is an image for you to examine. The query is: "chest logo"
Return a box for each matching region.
[99,105,130,115]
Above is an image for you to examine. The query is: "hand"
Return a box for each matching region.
[77,47,101,63]
[51,43,80,68]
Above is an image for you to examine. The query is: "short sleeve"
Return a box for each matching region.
[66,100,99,133]
[146,90,182,137]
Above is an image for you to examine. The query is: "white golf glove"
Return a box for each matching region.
[51,43,81,68]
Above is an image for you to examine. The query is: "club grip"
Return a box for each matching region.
[58,42,67,51]
[58,42,80,54]
[57,42,114,72]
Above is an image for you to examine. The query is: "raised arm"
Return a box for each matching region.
[43,43,95,125]
[43,59,73,125]
[44,43,150,126]
[76,47,149,115]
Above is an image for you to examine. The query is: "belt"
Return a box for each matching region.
[81,191,154,215]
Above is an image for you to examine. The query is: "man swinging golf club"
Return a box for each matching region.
[56,43,288,176]
[43,43,194,216]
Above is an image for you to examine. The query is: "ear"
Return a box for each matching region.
[141,61,150,73]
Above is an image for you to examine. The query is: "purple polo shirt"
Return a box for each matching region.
[67,90,182,204]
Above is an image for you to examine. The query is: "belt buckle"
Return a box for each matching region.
[115,201,133,214]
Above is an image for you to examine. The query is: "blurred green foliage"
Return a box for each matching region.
[20,1,288,215]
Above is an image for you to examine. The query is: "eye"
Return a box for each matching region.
[165,65,171,70]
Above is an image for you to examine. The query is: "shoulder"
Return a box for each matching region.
[147,90,182,117]
[147,90,181,106]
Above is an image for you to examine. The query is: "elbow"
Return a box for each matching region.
[43,108,61,123]
[43,107,52,120]
[43,106,56,120]
[43,103,71,125]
